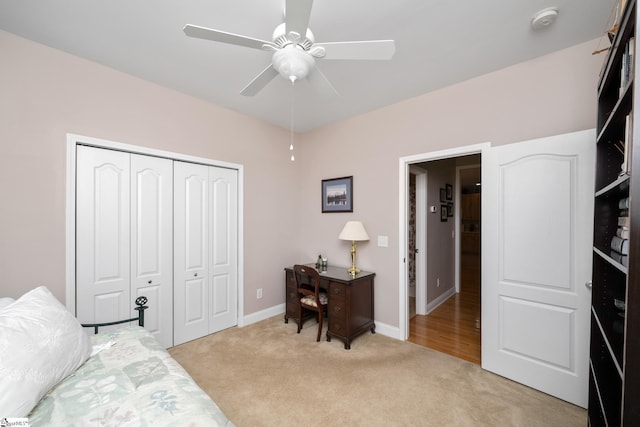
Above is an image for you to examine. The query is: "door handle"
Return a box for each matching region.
[585,281,592,290]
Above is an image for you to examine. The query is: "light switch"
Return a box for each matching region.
[378,235,389,247]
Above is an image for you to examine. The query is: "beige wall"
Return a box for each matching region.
[0,30,298,314]
[296,39,602,328]
[0,29,603,331]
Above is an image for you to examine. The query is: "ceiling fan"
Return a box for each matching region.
[183,0,395,97]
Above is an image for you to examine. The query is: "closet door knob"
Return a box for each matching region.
[194,273,198,277]
[585,281,592,290]
[148,280,152,284]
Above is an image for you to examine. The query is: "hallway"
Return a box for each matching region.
[408,253,481,364]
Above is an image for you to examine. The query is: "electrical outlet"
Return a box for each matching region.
[257,288,263,299]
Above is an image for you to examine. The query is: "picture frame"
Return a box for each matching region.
[440,188,447,202]
[446,184,453,201]
[441,204,448,221]
[447,203,454,217]
[322,176,353,213]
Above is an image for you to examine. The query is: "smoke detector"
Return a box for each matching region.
[531,7,559,30]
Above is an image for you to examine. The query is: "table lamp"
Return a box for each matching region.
[339,221,370,276]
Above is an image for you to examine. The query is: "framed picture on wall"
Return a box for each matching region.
[441,204,448,221]
[446,184,453,200]
[322,176,353,213]
[440,188,447,202]
[447,203,454,217]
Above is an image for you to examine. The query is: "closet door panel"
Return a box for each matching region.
[209,167,238,333]
[131,154,173,348]
[174,161,209,345]
[185,277,207,323]
[76,146,130,325]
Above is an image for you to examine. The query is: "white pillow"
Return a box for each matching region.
[0,297,15,310]
[0,286,91,417]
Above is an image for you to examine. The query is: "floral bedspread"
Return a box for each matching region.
[28,327,234,427]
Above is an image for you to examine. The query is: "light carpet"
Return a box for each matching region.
[169,315,586,427]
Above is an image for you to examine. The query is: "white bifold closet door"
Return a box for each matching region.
[130,153,173,348]
[76,145,173,348]
[173,161,238,346]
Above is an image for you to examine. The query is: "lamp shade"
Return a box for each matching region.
[339,221,370,241]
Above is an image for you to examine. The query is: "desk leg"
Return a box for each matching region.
[371,324,376,334]
[284,314,289,324]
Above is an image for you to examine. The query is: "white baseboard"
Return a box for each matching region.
[241,303,404,341]
[374,321,403,340]
[241,303,285,327]
[426,287,456,314]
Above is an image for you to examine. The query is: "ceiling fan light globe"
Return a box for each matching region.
[272,45,315,81]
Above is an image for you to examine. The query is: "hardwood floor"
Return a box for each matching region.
[409,253,481,365]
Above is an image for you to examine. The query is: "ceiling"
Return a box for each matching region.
[0,0,616,132]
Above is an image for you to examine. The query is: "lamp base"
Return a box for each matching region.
[348,240,360,276]
[347,266,360,276]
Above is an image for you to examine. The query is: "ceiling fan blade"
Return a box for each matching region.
[285,0,313,40]
[183,24,277,50]
[240,65,279,96]
[313,40,396,60]
[307,67,339,98]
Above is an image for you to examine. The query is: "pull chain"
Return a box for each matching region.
[290,81,295,161]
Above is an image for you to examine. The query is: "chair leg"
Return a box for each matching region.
[297,305,302,334]
[316,311,323,342]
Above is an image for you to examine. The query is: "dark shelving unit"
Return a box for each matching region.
[589,0,640,425]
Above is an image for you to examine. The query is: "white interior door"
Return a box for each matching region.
[482,129,595,407]
[174,161,209,345]
[130,154,173,348]
[209,167,238,333]
[76,146,130,324]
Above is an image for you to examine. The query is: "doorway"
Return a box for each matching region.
[400,131,594,404]
[399,147,484,365]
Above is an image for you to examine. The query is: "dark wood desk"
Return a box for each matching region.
[284,264,375,349]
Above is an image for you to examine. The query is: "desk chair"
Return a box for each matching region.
[293,264,328,342]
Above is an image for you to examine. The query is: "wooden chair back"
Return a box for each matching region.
[292,264,327,341]
[293,264,321,304]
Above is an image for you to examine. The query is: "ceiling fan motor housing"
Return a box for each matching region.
[272,22,314,48]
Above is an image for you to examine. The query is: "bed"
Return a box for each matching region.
[0,286,234,426]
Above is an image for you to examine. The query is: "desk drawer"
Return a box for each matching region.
[330,319,346,335]
[330,299,346,320]
[329,282,345,300]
